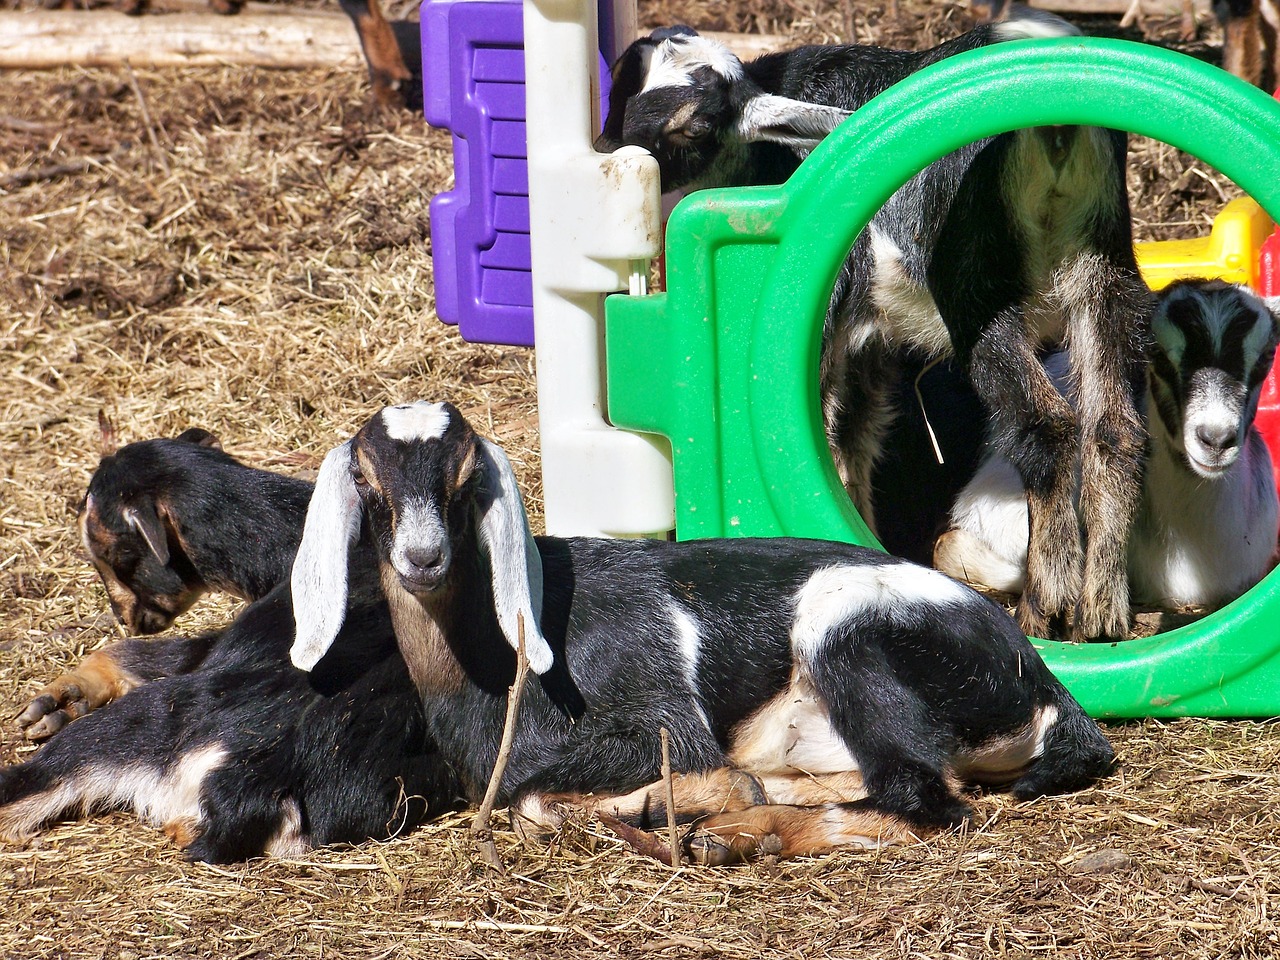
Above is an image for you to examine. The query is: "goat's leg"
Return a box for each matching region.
[823,330,901,534]
[338,0,414,109]
[1060,255,1149,641]
[968,319,1081,638]
[16,634,215,740]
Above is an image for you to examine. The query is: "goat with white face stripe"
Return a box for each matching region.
[936,279,1280,610]
[599,12,1151,642]
[289,401,1114,864]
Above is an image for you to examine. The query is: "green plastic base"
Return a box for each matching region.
[605,38,1280,719]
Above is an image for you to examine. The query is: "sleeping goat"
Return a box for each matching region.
[935,279,1280,610]
[288,401,1115,864]
[599,12,1151,642]
[2,429,461,861]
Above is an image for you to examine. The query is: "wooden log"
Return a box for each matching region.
[0,8,365,70]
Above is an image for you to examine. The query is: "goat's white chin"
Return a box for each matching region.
[1184,448,1235,479]
[396,568,446,596]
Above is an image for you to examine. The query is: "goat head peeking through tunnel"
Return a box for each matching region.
[289,401,1115,864]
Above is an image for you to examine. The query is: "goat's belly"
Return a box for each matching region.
[726,678,858,776]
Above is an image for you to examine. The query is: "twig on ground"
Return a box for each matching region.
[660,727,681,868]
[470,613,530,873]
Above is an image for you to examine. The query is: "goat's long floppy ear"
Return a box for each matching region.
[475,438,555,674]
[737,95,851,152]
[123,501,169,565]
[290,440,362,671]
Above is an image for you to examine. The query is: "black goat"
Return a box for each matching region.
[289,401,1114,864]
[3,431,461,861]
[17,427,312,740]
[598,13,1152,641]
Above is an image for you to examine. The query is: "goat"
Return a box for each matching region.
[2,431,462,861]
[935,279,1280,610]
[1215,0,1280,90]
[288,401,1114,865]
[598,14,1152,641]
[16,427,314,740]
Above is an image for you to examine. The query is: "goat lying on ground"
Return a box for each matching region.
[3,429,461,861]
[289,401,1114,865]
[16,426,313,740]
[936,279,1280,610]
[599,13,1152,641]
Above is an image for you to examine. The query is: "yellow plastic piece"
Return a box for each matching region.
[1136,196,1274,290]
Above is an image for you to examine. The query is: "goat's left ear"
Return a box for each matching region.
[290,440,363,672]
[475,438,555,674]
[737,94,851,152]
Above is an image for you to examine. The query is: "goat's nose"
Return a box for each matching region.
[1195,423,1236,452]
[403,545,444,572]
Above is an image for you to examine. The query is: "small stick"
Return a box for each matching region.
[123,61,171,177]
[660,727,682,868]
[470,613,531,872]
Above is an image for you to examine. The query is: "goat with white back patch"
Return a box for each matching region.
[598,9,1152,641]
[936,278,1280,610]
[2,428,462,862]
[288,401,1114,865]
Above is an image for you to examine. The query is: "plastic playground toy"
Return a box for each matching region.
[605,38,1280,718]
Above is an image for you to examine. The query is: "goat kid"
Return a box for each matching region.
[599,14,1151,642]
[936,279,1280,610]
[2,431,462,861]
[289,401,1114,865]
[17,427,314,740]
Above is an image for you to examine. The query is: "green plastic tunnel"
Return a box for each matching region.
[605,37,1280,719]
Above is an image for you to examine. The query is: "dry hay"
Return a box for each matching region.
[1,2,1278,958]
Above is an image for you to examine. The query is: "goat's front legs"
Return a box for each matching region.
[969,316,1082,639]
[1061,255,1149,641]
[15,634,215,740]
[512,768,916,864]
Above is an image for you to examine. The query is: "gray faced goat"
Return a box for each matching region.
[599,13,1152,641]
[935,279,1280,610]
[1,430,460,861]
[289,401,1114,864]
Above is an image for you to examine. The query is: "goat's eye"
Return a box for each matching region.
[351,465,369,489]
[686,117,712,140]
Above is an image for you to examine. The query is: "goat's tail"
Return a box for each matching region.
[1010,695,1115,801]
[994,4,1081,41]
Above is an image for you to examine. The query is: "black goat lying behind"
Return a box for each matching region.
[289,401,1115,864]
[600,13,1151,642]
[3,429,461,861]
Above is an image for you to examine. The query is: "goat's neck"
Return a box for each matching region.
[378,529,513,699]
[174,466,311,600]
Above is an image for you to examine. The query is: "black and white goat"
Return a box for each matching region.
[935,279,1280,610]
[2,431,461,861]
[599,13,1152,641]
[288,401,1114,864]
[16,427,314,740]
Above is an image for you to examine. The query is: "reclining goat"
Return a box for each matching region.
[288,401,1115,864]
[2,429,461,861]
[935,279,1280,610]
[599,12,1151,641]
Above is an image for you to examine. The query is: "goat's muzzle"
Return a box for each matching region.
[394,544,450,596]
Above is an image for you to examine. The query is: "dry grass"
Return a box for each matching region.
[1,2,1278,957]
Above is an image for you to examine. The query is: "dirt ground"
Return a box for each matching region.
[2,1,1278,958]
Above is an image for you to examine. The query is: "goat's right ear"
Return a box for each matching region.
[597,38,654,152]
[737,95,851,152]
[123,500,170,565]
[290,440,362,672]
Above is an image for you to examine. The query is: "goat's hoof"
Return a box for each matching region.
[16,692,90,741]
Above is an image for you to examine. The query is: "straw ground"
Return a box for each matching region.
[2,3,1279,958]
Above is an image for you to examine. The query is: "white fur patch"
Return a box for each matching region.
[263,798,312,858]
[790,563,976,662]
[668,604,714,733]
[391,496,451,581]
[381,402,452,443]
[995,14,1078,41]
[642,35,744,91]
[727,676,858,775]
[867,227,949,355]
